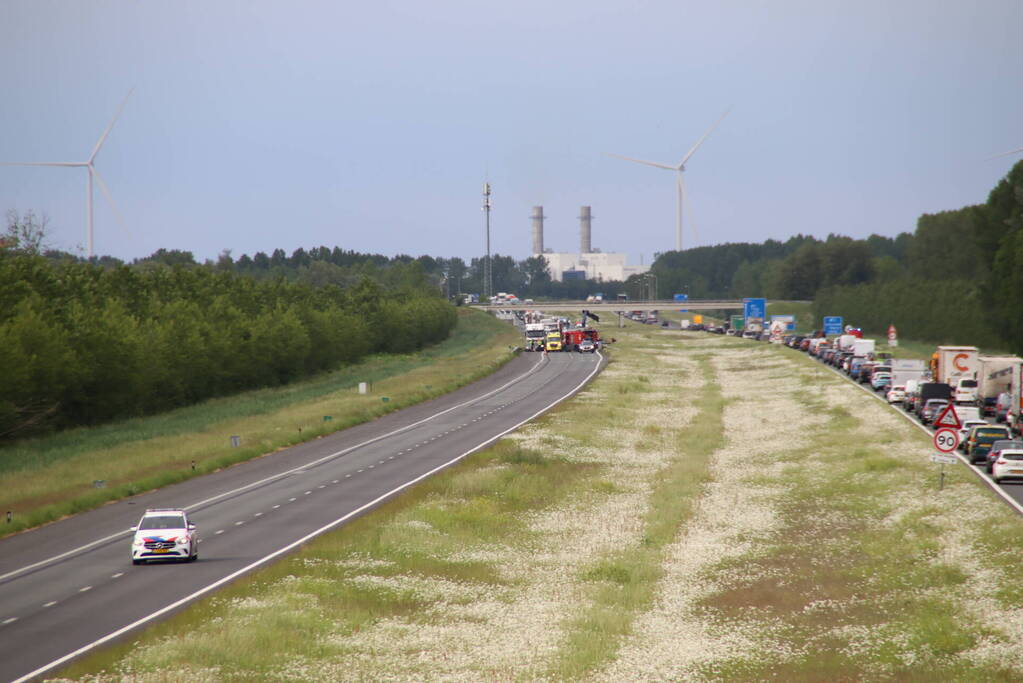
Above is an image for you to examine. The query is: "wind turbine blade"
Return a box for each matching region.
[89,88,134,163]
[679,173,697,245]
[985,146,1023,161]
[606,153,677,171]
[0,161,85,167]
[91,167,131,239]
[680,107,731,166]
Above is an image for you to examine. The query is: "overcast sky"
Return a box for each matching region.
[1,1,1020,265]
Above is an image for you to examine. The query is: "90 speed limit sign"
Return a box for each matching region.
[933,428,960,454]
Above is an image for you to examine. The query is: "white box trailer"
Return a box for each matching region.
[976,356,1023,400]
[890,359,928,389]
[935,346,980,403]
[852,339,875,358]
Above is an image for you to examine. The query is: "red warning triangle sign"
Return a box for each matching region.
[934,403,961,430]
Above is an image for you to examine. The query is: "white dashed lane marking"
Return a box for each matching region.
[215,530,224,535]
[111,573,124,579]
[79,586,91,593]
[43,601,57,608]
[3,617,16,625]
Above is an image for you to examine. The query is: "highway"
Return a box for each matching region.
[0,350,603,683]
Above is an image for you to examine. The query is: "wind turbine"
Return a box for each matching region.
[609,109,730,252]
[1,89,133,258]
[987,146,1023,161]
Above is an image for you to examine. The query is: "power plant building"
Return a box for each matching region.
[530,205,649,282]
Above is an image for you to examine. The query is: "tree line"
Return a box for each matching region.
[645,159,1023,353]
[0,240,456,441]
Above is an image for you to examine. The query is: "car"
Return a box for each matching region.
[984,439,1023,474]
[958,420,989,451]
[577,339,596,353]
[965,425,1013,465]
[886,384,906,404]
[991,448,1023,483]
[920,399,949,425]
[871,372,892,393]
[131,508,198,565]
[995,392,1013,423]
[661,321,670,327]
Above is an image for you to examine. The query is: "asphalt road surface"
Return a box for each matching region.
[0,350,602,683]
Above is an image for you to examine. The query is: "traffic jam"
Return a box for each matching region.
[747,322,1023,498]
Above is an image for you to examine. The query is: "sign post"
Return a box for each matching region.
[931,427,960,490]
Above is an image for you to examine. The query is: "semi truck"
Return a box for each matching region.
[523,322,546,352]
[931,346,980,404]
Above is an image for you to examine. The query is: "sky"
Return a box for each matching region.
[1,1,1021,266]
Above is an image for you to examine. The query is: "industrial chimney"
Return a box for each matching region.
[579,206,592,253]
[531,206,545,255]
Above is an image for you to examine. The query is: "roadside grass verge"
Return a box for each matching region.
[690,345,1023,681]
[0,309,520,537]
[549,354,720,679]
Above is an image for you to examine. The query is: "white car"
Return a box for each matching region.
[131,508,198,565]
[991,448,1023,483]
[886,385,906,404]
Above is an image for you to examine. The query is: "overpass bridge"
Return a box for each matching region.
[468,299,747,313]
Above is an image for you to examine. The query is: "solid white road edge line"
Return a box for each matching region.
[12,351,601,683]
[0,353,549,583]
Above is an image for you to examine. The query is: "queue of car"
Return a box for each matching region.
[708,326,1023,486]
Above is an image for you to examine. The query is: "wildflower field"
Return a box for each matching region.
[54,326,1023,682]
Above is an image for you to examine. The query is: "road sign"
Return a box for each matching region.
[823,316,843,336]
[931,453,957,465]
[674,293,688,313]
[933,404,961,430]
[933,428,960,453]
[887,323,898,347]
[743,298,766,327]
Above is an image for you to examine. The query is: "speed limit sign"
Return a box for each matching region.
[933,428,960,454]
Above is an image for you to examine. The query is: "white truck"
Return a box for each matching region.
[890,359,928,390]
[851,339,875,358]
[933,346,980,404]
[837,334,859,351]
[524,322,546,351]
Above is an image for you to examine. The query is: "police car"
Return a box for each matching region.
[130,508,198,565]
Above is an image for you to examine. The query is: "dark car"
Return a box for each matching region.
[921,399,949,425]
[985,439,1023,474]
[966,425,1013,464]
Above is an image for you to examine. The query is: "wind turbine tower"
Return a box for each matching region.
[1,89,133,258]
[609,109,730,252]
